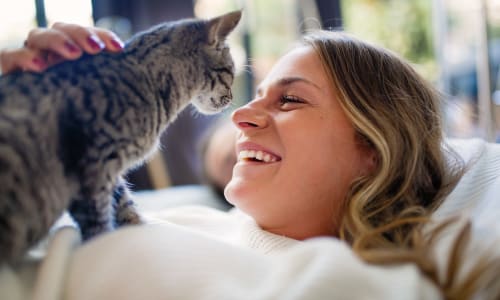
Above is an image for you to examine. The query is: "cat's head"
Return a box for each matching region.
[126,11,241,115]
[189,11,241,114]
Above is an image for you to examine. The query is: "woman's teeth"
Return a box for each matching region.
[238,150,278,163]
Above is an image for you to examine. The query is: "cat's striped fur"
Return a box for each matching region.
[0,11,241,265]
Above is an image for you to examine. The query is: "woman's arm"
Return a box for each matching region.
[0,23,124,74]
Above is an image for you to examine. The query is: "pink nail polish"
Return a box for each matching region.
[65,41,80,53]
[32,58,46,68]
[87,35,105,50]
[110,39,124,50]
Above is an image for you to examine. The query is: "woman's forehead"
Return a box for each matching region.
[258,46,329,91]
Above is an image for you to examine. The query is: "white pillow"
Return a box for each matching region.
[435,138,500,232]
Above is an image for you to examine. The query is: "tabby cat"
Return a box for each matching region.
[0,10,241,265]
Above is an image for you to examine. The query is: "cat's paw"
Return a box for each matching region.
[117,208,144,225]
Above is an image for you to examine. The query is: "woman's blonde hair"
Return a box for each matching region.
[302,30,499,299]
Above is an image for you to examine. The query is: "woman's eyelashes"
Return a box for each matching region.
[279,94,305,107]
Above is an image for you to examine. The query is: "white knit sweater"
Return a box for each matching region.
[0,205,441,300]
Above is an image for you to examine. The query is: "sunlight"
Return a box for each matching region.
[0,0,36,48]
[0,0,93,50]
[44,0,93,26]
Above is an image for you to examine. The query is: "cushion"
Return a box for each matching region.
[436,139,500,224]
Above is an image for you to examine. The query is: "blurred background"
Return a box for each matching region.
[1,0,499,191]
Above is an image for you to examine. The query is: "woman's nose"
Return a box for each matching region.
[231,100,269,130]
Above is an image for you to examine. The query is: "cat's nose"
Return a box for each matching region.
[222,89,232,101]
[218,89,232,107]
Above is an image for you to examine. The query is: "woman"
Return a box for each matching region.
[1,22,499,299]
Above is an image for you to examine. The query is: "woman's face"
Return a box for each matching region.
[224,46,374,240]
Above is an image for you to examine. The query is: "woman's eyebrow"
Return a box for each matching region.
[255,76,322,96]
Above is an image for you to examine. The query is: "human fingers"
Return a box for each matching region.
[26,23,124,64]
[0,48,47,74]
[52,23,124,53]
[25,26,84,61]
[3,23,125,75]
[90,27,125,52]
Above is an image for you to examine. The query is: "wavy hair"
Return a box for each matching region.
[302,30,499,299]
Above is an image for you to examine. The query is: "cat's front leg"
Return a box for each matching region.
[68,186,115,241]
[112,176,143,226]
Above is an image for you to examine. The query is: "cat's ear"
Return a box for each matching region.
[206,10,242,46]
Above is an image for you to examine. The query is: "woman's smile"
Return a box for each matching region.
[233,141,281,178]
[236,141,281,163]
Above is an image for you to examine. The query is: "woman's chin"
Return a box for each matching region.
[224,179,258,208]
[224,180,242,202]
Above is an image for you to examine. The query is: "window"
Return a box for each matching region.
[44,0,93,25]
[0,1,37,49]
[0,0,93,50]
[342,0,500,142]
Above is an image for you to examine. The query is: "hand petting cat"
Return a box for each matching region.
[0,23,124,74]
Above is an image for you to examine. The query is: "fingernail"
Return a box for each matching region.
[87,35,105,50]
[64,41,80,53]
[110,39,124,50]
[32,58,46,68]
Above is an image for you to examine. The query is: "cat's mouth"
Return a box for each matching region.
[218,94,232,107]
[194,95,232,115]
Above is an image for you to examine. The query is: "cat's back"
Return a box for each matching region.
[0,52,119,118]
[0,72,63,135]
[0,69,71,179]
[0,50,127,97]
[0,71,45,103]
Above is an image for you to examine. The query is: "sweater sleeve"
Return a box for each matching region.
[63,223,441,300]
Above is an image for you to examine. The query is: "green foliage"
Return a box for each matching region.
[341,0,436,79]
